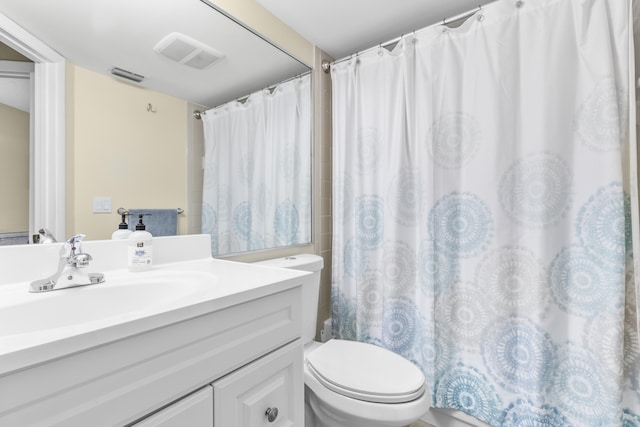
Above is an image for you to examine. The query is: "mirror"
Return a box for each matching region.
[0,0,312,255]
[0,48,32,245]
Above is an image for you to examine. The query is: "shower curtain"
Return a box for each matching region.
[201,74,311,256]
[331,0,640,425]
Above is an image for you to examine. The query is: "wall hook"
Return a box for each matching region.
[147,103,157,113]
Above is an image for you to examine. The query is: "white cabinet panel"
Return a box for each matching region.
[213,341,303,427]
[0,286,301,426]
[133,386,213,427]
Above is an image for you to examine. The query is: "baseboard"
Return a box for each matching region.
[421,408,491,427]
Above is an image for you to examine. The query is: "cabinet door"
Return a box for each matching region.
[133,386,213,427]
[213,341,303,427]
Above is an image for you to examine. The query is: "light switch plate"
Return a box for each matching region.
[93,197,112,214]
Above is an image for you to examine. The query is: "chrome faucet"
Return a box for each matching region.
[37,228,57,244]
[30,234,105,292]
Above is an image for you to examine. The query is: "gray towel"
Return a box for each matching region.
[128,209,178,237]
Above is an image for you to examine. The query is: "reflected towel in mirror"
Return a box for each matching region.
[128,209,178,237]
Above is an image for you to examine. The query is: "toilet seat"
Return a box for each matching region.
[306,339,425,404]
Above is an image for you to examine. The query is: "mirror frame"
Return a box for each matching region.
[0,13,65,242]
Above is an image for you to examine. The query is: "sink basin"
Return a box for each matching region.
[0,269,217,337]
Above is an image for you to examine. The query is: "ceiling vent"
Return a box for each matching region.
[153,32,224,70]
[111,67,145,83]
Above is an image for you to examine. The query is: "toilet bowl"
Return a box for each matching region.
[255,255,430,427]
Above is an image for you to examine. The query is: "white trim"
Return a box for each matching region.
[0,13,66,242]
[0,59,34,78]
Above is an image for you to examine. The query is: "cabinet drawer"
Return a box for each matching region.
[213,340,303,427]
[133,386,213,427]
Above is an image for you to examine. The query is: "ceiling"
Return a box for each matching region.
[256,0,496,60]
[0,0,497,110]
[0,0,309,109]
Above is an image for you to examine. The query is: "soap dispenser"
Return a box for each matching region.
[128,214,153,271]
[112,212,133,240]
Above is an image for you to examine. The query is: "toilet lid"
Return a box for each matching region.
[306,339,425,404]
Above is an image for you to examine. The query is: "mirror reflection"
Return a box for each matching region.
[0,0,312,255]
[0,44,31,245]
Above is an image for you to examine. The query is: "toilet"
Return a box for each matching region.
[256,254,430,427]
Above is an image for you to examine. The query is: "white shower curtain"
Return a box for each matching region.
[202,74,311,256]
[331,0,640,425]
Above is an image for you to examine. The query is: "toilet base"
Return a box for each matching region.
[305,385,424,427]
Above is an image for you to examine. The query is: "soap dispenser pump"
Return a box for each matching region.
[112,212,133,240]
[128,214,153,271]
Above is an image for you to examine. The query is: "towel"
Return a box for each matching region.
[128,209,178,237]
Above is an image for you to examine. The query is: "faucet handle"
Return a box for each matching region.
[60,234,92,267]
[67,234,86,254]
[66,234,86,245]
[59,234,87,258]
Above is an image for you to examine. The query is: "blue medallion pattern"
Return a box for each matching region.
[576,183,631,272]
[387,170,422,226]
[498,152,572,227]
[434,363,503,425]
[201,202,218,255]
[420,329,453,387]
[429,192,493,258]
[500,400,570,427]
[355,195,385,249]
[274,200,299,245]
[357,270,384,322]
[548,343,618,426]
[344,239,367,278]
[575,76,628,151]
[584,312,625,377]
[482,317,555,395]
[428,112,481,169]
[382,297,423,357]
[381,241,416,292]
[438,282,495,351]
[475,247,548,317]
[332,287,358,341]
[549,245,620,317]
[419,240,458,295]
[232,201,252,241]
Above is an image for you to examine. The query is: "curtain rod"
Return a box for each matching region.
[194,70,311,119]
[323,0,502,72]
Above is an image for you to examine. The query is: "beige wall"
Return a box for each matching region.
[210,0,313,67]
[0,103,29,233]
[312,47,334,338]
[66,65,188,240]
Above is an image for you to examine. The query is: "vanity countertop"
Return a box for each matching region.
[0,235,310,376]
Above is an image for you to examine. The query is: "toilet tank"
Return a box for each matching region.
[254,254,324,344]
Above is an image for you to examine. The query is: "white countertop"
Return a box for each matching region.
[0,236,310,376]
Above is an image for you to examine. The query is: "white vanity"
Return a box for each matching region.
[0,235,309,426]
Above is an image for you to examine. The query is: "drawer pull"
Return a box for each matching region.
[265,407,279,422]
